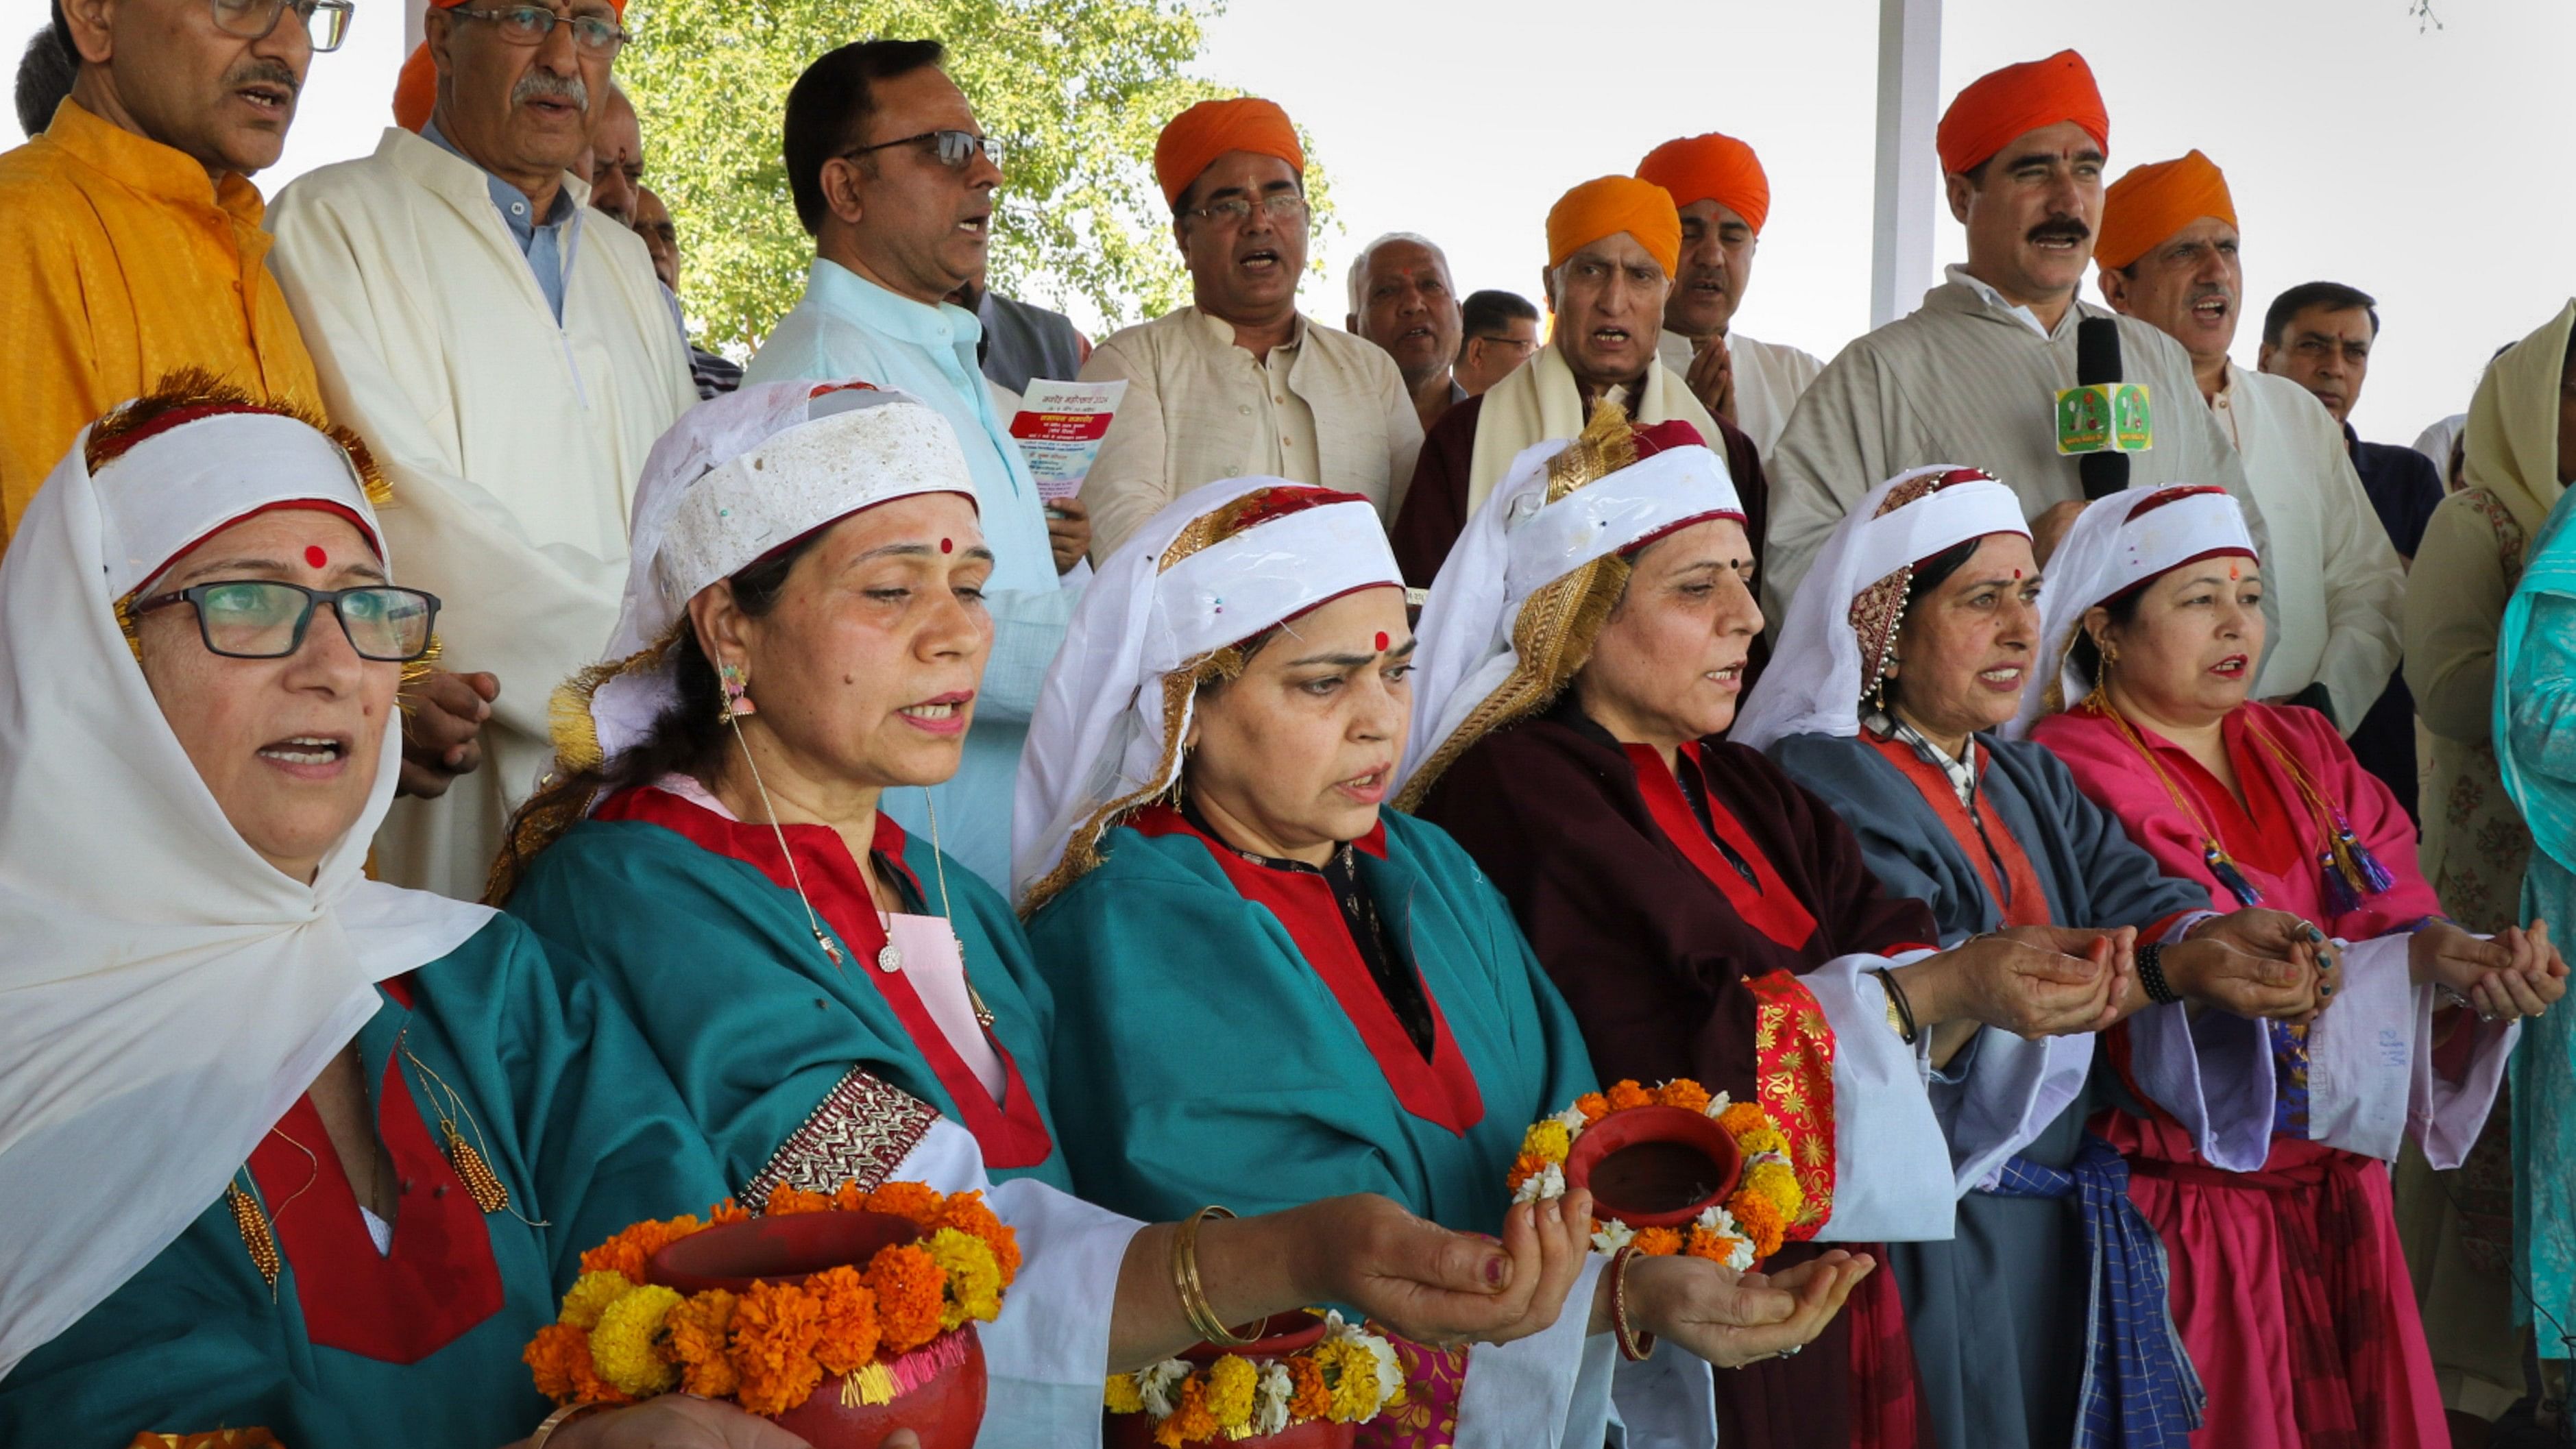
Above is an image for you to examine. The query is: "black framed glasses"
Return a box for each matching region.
[845,129,1006,171]
[1182,193,1308,226]
[133,581,441,662]
[448,4,630,56]
[211,0,354,51]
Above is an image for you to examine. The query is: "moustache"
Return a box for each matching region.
[223,58,301,98]
[511,71,590,110]
[2026,219,2091,244]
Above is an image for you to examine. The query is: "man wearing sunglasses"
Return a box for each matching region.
[743,37,1086,892]
[1078,95,1423,561]
[0,0,345,546]
[265,0,695,901]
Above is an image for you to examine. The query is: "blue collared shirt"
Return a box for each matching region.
[422,118,575,321]
[744,258,1081,891]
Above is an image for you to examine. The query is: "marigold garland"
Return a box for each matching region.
[526,1181,1015,1421]
[1507,1077,1803,1267]
[1104,1311,1404,1444]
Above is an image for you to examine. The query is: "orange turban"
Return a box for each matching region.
[1154,98,1304,210]
[1935,49,2109,177]
[392,42,435,132]
[1635,132,1771,236]
[1545,175,1681,278]
[2094,150,2236,270]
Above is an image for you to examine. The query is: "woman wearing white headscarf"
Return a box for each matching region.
[497,382,1620,1445]
[2028,484,2557,1447]
[1396,410,2126,1449]
[0,378,798,1448]
[1017,465,1871,1449]
[1745,465,2333,1449]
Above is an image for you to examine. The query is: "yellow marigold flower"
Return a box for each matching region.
[1736,1125,1789,1158]
[1104,1372,1145,1414]
[1317,1339,1383,1422]
[589,1283,683,1398]
[1206,1354,1259,1430]
[1520,1119,1572,1165]
[1747,1160,1803,1217]
[924,1227,1004,1330]
[559,1270,635,1330]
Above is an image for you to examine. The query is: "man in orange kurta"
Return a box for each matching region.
[0,7,325,543]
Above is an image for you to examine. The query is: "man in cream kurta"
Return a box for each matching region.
[1079,97,1420,561]
[268,6,692,899]
[1764,51,2268,622]
[2093,151,2401,734]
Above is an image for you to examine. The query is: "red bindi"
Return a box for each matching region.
[1374,631,1389,652]
[939,537,954,554]
[304,545,328,568]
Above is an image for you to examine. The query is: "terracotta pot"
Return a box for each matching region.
[1102,1313,1356,1449]
[647,1212,986,1449]
[1564,1103,1744,1229]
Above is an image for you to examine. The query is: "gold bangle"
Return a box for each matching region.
[527,1402,601,1449]
[1172,1204,1254,1347]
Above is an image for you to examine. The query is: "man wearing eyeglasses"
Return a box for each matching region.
[742,37,1089,892]
[0,0,347,546]
[265,0,696,900]
[1077,96,1424,561]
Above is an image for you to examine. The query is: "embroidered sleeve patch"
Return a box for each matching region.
[742,1066,940,1210]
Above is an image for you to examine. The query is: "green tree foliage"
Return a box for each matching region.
[620,0,1322,352]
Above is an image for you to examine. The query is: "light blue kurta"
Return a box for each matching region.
[744,259,1078,888]
[2492,483,2576,1358]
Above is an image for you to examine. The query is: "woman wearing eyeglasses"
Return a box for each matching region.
[0,382,845,1449]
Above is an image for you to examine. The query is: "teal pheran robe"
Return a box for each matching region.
[1025,805,1596,1235]
[0,916,732,1448]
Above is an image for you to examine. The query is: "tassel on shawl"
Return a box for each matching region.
[2204,846,2263,909]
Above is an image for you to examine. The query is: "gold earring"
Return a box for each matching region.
[2100,637,2119,668]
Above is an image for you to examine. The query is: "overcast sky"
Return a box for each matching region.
[6,0,2566,441]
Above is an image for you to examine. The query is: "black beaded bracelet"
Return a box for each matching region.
[1869,966,1920,1045]
[2137,942,2181,1006]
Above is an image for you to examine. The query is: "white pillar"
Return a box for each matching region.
[1869,0,1943,329]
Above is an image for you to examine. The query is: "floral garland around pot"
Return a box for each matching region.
[1102,1311,1405,1446]
[524,1180,1018,1416]
[1506,1077,1803,1269]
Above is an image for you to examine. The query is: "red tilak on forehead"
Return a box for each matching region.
[304,545,328,568]
[2229,564,2241,580]
[940,537,954,555]
[1374,631,1389,652]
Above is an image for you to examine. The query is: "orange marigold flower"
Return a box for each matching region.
[1655,1080,1712,1114]
[765,1184,835,1217]
[806,1265,884,1375]
[666,1289,742,1399]
[1731,1193,1788,1258]
[1505,1152,1546,1193]
[831,1180,869,1213]
[728,1278,827,1417]
[1287,1355,1332,1420]
[525,1321,592,1403]
[1573,1093,1610,1123]
[1631,1227,1684,1256]
[1605,1080,1652,1112]
[1164,1374,1219,1446]
[935,1191,1022,1288]
[579,1214,702,1282]
[1716,1102,1769,1136]
[865,1242,947,1355]
[862,1181,947,1229]
[709,1198,753,1226]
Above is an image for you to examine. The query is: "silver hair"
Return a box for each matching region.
[1346,232,1451,317]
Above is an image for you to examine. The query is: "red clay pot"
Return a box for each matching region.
[1564,1104,1744,1229]
[646,1211,986,1449]
[1102,1313,1357,1449]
